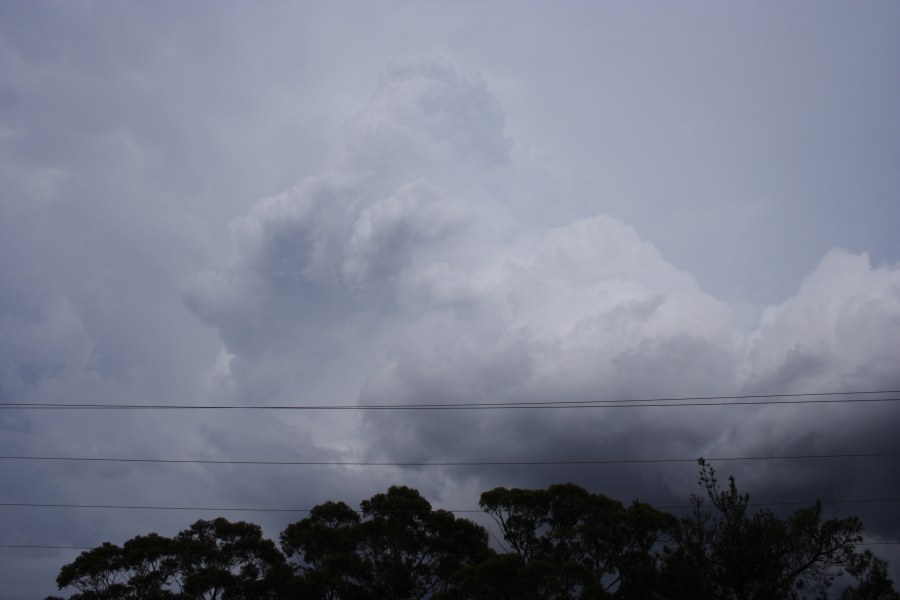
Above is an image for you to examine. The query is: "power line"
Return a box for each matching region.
[1,452,899,467]
[1,390,899,411]
[2,541,898,552]
[0,544,93,550]
[3,498,900,514]
[0,502,313,513]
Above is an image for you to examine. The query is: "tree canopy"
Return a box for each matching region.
[47,463,898,599]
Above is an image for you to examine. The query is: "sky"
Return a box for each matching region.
[1,2,900,598]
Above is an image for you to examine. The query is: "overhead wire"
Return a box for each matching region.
[1,451,899,467]
[3,497,900,513]
[1,390,898,411]
[4,390,899,564]
[2,541,899,552]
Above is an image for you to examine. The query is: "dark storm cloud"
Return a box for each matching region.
[2,4,900,599]
[187,54,900,535]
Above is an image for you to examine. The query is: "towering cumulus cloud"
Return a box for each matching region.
[343,55,512,178]
[184,56,900,530]
[747,250,900,392]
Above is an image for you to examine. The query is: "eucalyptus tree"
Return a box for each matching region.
[281,485,491,600]
[661,459,898,600]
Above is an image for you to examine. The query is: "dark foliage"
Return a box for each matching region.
[49,464,898,599]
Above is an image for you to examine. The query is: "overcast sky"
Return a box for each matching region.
[2,2,900,598]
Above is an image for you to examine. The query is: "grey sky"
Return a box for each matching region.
[1,3,899,598]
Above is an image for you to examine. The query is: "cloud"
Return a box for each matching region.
[341,180,473,289]
[746,249,900,392]
[2,25,899,596]
[182,58,900,539]
[0,297,94,400]
[343,55,512,179]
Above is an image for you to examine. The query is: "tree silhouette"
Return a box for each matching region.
[660,459,898,600]
[51,519,288,599]
[47,466,898,599]
[282,485,490,600]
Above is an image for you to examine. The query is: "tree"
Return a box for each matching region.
[51,519,288,600]
[841,551,900,600]
[473,482,676,599]
[281,485,491,600]
[442,552,559,600]
[49,475,898,600]
[660,459,894,600]
[53,534,181,600]
[173,518,289,599]
[280,501,369,599]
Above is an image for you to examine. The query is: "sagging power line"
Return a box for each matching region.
[3,497,900,514]
[1,389,899,411]
[1,451,899,467]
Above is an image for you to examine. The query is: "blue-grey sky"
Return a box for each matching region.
[1,3,899,598]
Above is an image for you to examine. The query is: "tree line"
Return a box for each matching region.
[47,461,898,599]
